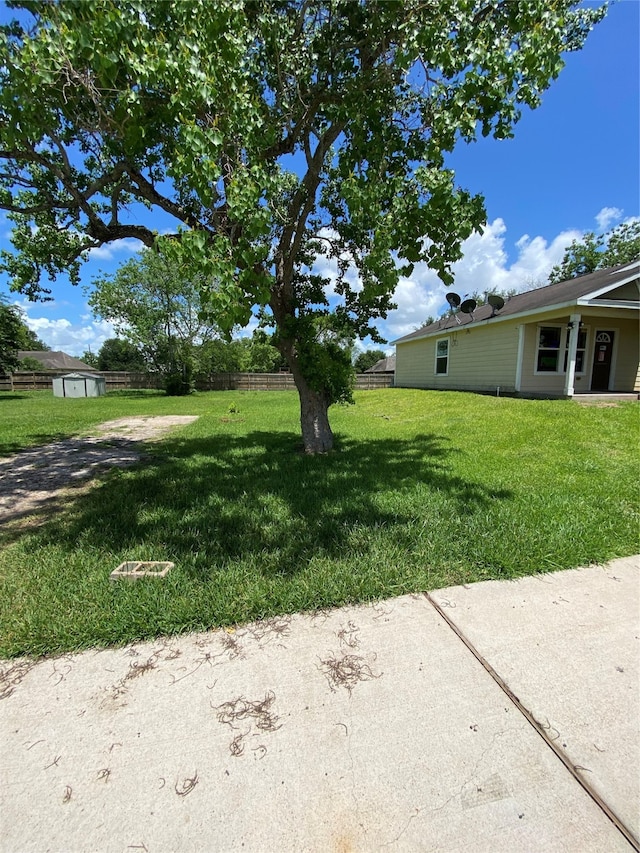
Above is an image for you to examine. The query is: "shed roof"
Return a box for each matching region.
[393,261,640,344]
[58,372,104,380]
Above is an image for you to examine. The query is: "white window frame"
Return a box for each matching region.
[434,336,450,376]
[534,324,589,376]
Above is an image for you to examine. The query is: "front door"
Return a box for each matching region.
[590,331,615,391]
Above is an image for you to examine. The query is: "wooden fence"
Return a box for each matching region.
[196,372,394,391]
[1,370,394,393]
[0,370,161,392]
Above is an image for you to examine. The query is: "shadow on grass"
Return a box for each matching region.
[106,389,166,398]
[0,431,82,459]
[33,429,512,579]
[0,394,28,401]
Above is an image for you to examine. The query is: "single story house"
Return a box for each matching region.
[365,355,396,374]
[18,350,98,372]
[392,262,639,398]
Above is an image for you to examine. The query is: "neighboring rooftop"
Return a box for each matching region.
[17,351,98,372]
[393,261,640,344]
[365,355,396,373]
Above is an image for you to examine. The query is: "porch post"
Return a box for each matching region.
[564,312,581,397]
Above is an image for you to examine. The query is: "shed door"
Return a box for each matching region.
[590,331,615,391]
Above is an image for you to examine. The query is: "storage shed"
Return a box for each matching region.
[52,372,106,398]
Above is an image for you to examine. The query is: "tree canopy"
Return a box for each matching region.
[549,220,640,283]
[196,331,288,376]
[0,296,23,373]
[354,349,387,373]
[95,338,146,372]
[0,0,605,449]
[89,244,222,393]
[0,295,49,373]
[17,324,49,351]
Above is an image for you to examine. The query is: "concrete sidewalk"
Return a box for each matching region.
[1,556,638,852]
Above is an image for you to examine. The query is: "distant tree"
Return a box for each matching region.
[601,220,640,269]
[0,297,23,373]
[195,332,289,377]
[549,220,640,283]
[467,287,518,306]
[89,245,222,394]
[0,297,49,371]
[81,349,99,368]
[549,232,604,283]
[354,349,386,373]
[195,339,242,376]
[16,323,49,351]
[18,355,45,369]
[419,286,517,329]
[239,331,288,373]
[97,339,146,372]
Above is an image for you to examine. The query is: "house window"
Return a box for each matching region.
[536,324,588,374]
[563,328,587,373]
[536,326,562,372]
[435,337,449,375]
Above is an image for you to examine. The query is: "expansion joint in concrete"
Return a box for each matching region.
[423,591,639,852]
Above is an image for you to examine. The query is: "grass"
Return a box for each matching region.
[0,388,638,658]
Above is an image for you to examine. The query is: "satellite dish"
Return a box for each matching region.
[445,292,461,309]
[488,294,505,315]
[460,299,477,315]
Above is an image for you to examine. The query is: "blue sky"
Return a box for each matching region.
[1,0,638,356]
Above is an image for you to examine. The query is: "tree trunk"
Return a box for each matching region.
[270,282,334,453]
[296,377,334,453]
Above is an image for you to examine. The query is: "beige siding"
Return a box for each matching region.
[606,317,640,391]
[519,314,639,394]
[397,309,639,396]
[395,337,435,387]
[396,320,519,392]
[519,321,567,395]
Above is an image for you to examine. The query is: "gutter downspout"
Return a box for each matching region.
[514,325,525,393]
[564,312,581,398]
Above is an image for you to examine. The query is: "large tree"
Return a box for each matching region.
[89,245,222,393]
[96,338,146,372]
[0,1,604,450]
[549,220,640,283]
[0,296,48,373]
[0,296,23,373]
[15,319,49,351]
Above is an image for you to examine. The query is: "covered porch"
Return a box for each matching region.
[516,309,639,398]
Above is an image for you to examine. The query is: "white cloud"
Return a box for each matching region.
[383,217,584,341]
[383,271,445,340]
[235,314,261,338]
[86,238,142,262]
[595,206,623,232]
[17,303,116,356]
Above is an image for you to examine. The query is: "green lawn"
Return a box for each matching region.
[1,388,638,658]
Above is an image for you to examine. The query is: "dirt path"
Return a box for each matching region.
[0,416,198,525]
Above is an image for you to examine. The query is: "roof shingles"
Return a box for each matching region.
[393,262,639,344]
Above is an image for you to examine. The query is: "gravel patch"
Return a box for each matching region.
[0,416,198,525]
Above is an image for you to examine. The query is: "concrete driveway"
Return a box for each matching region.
[1,556,638,852]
